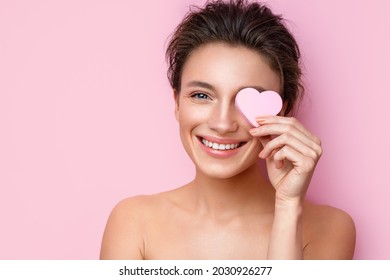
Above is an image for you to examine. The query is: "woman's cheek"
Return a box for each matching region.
[179,102,211,124]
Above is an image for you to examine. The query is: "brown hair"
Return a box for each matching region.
[166,0,303,115]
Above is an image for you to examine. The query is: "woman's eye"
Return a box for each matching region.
[192,92,210,100]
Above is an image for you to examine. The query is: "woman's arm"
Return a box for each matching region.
[267,199,304,259]
[251,116,355,259]
[250,115,343,259]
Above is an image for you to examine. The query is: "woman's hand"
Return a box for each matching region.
[249,116,322,205]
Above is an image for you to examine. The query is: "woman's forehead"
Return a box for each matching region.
[181,43,281,93]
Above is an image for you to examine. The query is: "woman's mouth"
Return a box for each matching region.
[197,137,247,158]
[200,138,244,150]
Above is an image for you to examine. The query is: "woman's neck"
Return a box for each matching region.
[189,161,275,219]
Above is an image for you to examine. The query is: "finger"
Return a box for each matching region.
[257,135,272,151]
[250,122,322,157]
[274,156,285,169]
[259,132,321,161]
[263,145,284,167]
[273,145,317,174]
[255,116,321,146]
[255,135,284,168]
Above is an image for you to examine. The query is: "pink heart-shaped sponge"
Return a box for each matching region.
[235,88,283,127]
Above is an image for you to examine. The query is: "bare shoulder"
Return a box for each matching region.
[100,188,184,260]
[110,194,161,218]
[303,201,356,259]
[100,194,160,260]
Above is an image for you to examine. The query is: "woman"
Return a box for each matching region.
[100,0,355,259]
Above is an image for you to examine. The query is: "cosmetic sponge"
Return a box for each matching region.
[235,88,283,127]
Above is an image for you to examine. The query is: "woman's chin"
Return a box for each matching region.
[195,164,250,180]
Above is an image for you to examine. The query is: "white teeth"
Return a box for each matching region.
[201,138,240,150]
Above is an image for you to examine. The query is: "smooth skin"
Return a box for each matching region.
[100,43,356,259]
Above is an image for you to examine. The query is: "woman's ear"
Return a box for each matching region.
[173,90,179,121]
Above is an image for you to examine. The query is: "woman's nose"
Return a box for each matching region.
[207,100,239,134]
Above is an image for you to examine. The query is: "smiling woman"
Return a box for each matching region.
[176,43,279,178]
[100,0,356,260]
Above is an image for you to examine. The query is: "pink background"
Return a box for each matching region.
[0,0,389,259]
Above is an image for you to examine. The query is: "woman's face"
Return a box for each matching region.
[175,43,281,179]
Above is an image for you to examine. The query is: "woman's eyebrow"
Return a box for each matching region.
[186,80,215,90]
[185,81,267,93]
[238,86,266,93]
